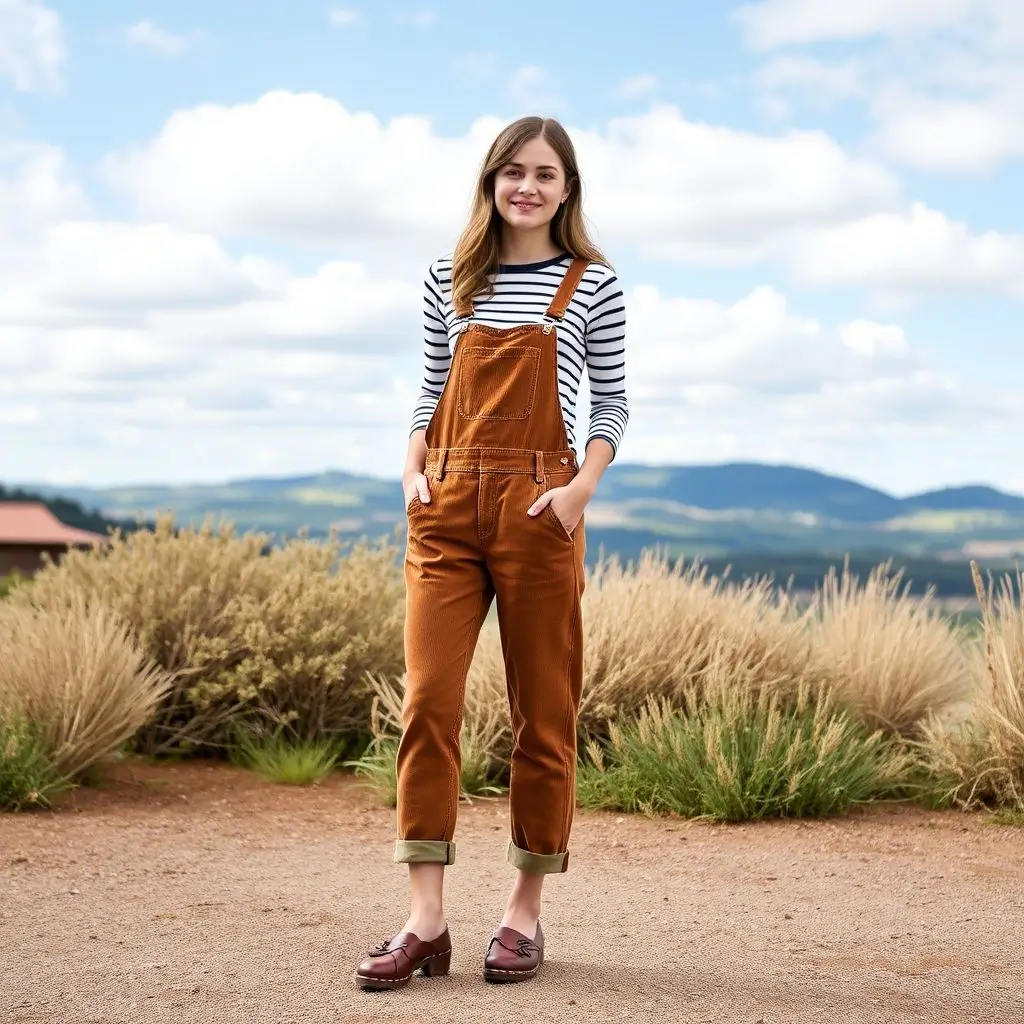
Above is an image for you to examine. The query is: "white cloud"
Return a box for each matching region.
[0,222,266,325]
[617,73,657,99]
[870,90,1024,173]
[123,20,198,58]
[99,92,494,260]
[327,8,360,28]
[733,0,983,50]
[740,0,1024,174]
[100,95,898,270]
[784,203,1024,297]
[628,284,923,404]
[0,141,87,233]
[0,0,63,91]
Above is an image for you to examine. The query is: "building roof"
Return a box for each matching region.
[0,502,108,546]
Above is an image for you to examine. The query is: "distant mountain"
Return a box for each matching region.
[13,462,1024,574]
[598,463,904,522]
[901,485,1024,514]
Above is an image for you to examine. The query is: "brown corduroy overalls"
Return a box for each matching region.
[395,257,590,875]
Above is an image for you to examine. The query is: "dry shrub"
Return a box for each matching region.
[16,514,405,754]
[807,559,971,737]
[0,591,171,785]
[577,550,823,734]
[185,533,406,748]
[921,564,1024,810]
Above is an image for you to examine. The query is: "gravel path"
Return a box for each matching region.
[1,760,1022,1024]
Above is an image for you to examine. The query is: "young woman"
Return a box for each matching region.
[356,115,629,990]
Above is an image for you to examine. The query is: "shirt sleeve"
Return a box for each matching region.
[409,262,451,436]
[584,270,629,458]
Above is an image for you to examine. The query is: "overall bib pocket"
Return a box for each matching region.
[457,346,540,421]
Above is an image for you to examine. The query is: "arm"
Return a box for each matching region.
[575,271,629,499]
[529,270,628,525]
[403,265,451,505]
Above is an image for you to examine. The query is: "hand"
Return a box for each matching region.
[528,479,591,533]
[402,470,431,510]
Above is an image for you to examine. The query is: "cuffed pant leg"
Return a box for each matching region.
[394,840,457,865]
[506,840,569,874]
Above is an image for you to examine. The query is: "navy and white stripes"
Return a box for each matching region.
[409,253,629,457]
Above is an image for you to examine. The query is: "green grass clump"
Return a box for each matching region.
[577,684,915,822]
[0,571,27,600]
[229,725,340,785]
[0,712,72,811]
[347,736,400,805]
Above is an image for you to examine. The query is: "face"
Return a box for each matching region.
[493,135,571,230]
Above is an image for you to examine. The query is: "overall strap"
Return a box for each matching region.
[544,257,590,321]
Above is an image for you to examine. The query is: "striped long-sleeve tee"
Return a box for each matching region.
[409,253,629,458]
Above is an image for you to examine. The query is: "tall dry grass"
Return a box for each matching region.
[16,515,406,754]
[0,591,171,805]
[576,551,827,733]
[808,559,972,737]
[361,550,968,805]
[921,563,1024,810]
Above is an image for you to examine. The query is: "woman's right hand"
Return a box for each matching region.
[403,470,432,511]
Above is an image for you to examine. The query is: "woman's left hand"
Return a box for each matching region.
[527,479,592,534]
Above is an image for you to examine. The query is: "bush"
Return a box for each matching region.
[577,683,915,822]
[17,515,406,755]
[808,559,972,737]
[0,592,171,808]
[921,564,1024,811]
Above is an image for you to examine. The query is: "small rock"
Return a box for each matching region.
[11,856,28,865]
[784,913,793,920]
[69,889,79,895]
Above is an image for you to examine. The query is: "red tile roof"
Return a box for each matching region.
[0,502,108,546]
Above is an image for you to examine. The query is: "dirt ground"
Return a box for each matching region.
[1,760,1022,1024]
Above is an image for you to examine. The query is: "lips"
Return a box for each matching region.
[512,201,540,211]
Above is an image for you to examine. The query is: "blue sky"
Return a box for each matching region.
[1,0,1022,495]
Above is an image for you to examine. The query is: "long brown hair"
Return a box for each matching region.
[451,116,609,317]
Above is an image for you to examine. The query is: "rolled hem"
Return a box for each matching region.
[394,839,456,865]
[506,840,569,874]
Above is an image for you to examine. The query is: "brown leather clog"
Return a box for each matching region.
[482,922,545,983]
[355,927,452,991]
